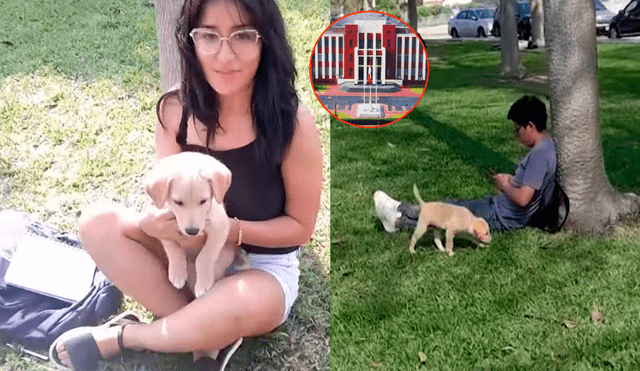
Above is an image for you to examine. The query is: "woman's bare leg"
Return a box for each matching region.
[123,269,285,353]
[78,204,191,317]
[54,205,286,367]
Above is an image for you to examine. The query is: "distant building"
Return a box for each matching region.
[310,18,428,87]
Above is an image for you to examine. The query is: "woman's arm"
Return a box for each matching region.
[155,90,183,160]
[228,106,323,248]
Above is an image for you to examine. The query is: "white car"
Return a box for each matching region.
[595,0,615,35]
[448,8,496,38]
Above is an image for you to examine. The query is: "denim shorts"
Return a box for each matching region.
[230,250,300,325]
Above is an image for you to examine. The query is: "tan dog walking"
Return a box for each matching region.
[409,184,491,256]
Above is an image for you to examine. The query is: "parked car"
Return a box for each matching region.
[595,0,616,35]
[491,1,532,40]
[609,0,640,38]
[448,8,496,38]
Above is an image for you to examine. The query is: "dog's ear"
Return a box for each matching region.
[472,219,491,241]
[206,167,232,204]
[144,173,173,208]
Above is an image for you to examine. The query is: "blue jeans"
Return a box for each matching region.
[397,196,505,231]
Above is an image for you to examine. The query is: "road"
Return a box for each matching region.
[417,24,640,43]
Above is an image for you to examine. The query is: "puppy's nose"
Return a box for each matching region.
[184,227,200,236]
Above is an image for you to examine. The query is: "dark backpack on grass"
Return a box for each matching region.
[0,213,122,359]
[528,178,570,233]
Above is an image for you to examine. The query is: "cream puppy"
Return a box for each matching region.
[409,184,491,256]
[144,152,236,297]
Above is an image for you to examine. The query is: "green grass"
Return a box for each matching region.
[331,41,640,370]
[0,0,159,86]
[0,0,329,370]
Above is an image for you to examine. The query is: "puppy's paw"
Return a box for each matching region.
[446,250,455,256]
[194,277,214,298]
[169,275,186,289]
[168,261,188,289]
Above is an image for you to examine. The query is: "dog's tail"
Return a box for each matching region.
[412,183,426,205]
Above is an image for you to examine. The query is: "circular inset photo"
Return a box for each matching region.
[309,11,429,128]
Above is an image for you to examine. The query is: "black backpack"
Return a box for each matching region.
[528,178,570,233]
[0,214,122,359]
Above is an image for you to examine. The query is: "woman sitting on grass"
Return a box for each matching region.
[49,0,323,369]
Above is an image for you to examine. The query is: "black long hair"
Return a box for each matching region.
[157,0,298,166]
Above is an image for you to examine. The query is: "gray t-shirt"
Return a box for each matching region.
[493,137,557,230]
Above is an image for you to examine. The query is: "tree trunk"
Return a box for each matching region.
[398,0,418,31]
[342,0,364,13]
[500,0,526,78]
[154,0,182,92]
[364,0,376,11]
[544,0,640,232]
[530,0,544,47]
[408,0,417,31]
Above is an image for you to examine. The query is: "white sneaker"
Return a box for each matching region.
[374,191,402,232]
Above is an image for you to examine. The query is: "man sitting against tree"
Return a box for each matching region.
[375,95,557,232]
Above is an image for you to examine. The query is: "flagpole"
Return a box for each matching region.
[368,62,372,104]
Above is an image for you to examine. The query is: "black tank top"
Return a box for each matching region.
[177,119,298,254]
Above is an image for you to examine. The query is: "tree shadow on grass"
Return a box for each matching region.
[424,41,550,96]
[409,109,517,177]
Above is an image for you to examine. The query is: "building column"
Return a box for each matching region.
[373,33,377,85]
[329,35,333,79]
[400,35,405,81]
[315,42,319,79]
[321,35,326,79]
[408,36,413,82]
[414,37,420,80]
[381,47,386,84]
[422,44,427,81]
[363,31,367,84]
[353,47,359,84]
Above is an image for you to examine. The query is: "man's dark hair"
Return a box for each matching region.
[507,95,547,132]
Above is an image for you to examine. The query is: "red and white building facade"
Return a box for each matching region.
[311,19,428,86]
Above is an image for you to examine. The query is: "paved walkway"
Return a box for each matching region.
[318,93,421,120]
[315,81,424,120]
[317,84,423,98]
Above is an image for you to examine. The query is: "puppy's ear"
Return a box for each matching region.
[206,167,232,204]
[472,219,491,241]
[471,219,485,238]
[145,173,173,208]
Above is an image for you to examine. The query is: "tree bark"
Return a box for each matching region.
[544,0,639,232]
[408,0,417,31]
[500,0,526,78]
[364,0,376,11]
[530,0,544,47]
[154,0,182,92]
[341,0,365,13]
[398,0,418,31]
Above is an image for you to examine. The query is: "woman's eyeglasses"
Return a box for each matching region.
[189,28,261,55]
